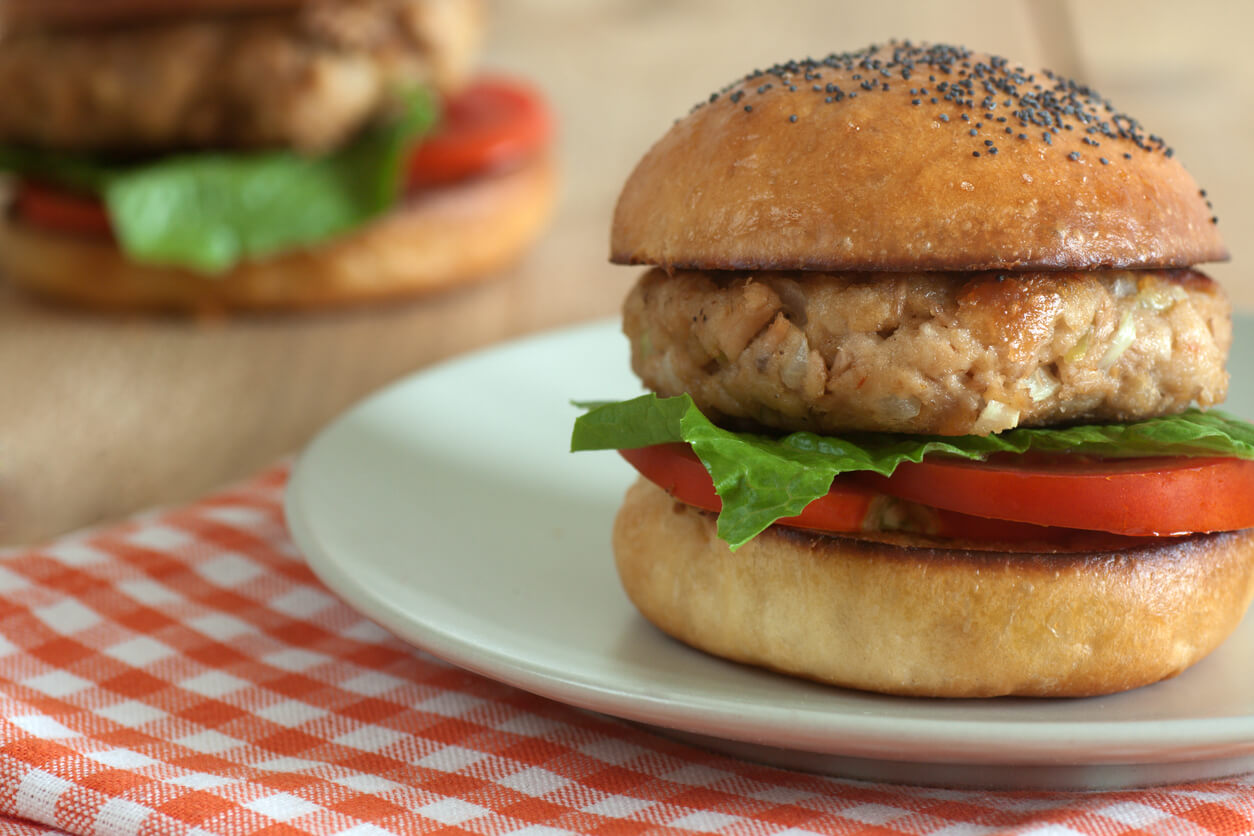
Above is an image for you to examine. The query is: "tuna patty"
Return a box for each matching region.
[0,0,479,153]
[624,268,1230,436]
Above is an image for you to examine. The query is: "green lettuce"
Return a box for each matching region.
[0,146,118,192]
[0,89,436,273]
[571,393,1254,549]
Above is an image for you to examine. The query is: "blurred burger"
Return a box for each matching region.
[0,0,555,311]
[573,42,1254,698]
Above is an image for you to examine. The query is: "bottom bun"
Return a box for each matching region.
[613,478,1254,698]
[0,155,555,313]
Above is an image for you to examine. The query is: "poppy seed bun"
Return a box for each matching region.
[0,155,555,312]
[611,44,1226,272]
[614,479,1254,698]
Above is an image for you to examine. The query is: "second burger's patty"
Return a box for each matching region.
[0,0,480,153]
[625,268,1230,436]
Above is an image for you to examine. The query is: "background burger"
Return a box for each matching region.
[0,0,555,311]
[573,41,1254,698]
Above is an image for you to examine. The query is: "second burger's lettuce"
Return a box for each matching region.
[571,393,1254,548]
[0,89,436,273]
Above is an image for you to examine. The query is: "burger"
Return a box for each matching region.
[0,0,555,311]
[572,42,1254,698]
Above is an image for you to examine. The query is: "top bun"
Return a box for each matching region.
[611,42,1226,272]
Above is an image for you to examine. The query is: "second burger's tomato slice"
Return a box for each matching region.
[406,77,552,189]
[14,181,112,236]
[859,454,1254,536]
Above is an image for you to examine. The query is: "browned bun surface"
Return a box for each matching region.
[611,43,1225,273]
[0,0,482,153]
[0,155,555,313]
[614,479,1254,698]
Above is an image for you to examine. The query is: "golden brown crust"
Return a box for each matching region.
[611,45,1226,272]
[613,478,1254,697]
[0,155,555,313]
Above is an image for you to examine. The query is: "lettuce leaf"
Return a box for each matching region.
[571,393,1254,549]
[0,146,119,192]
[0,89,436,273]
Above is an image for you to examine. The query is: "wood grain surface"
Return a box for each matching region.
[1,0,1250,545]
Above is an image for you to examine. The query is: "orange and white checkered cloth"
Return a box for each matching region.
[0,467,1253,836]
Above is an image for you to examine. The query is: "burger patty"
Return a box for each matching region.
[624,268,1230,436]
[0,0,479,153]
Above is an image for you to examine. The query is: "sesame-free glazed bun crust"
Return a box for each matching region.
[614,479,1254,698]
[611,44,1226,272]
[0,156,554,313]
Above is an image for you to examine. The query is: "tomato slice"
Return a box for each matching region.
[620,444,874,533]
[618,443,1159,546]
[858,454,1254,536]
[13,181,112,237]
[406,77,552,189]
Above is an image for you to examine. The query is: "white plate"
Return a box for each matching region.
[287,316,1254,790]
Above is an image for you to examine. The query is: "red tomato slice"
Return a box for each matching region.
[406,77,552,189]
[619,444,874,533]
[618,443,1154,546]
[13,181,112,237]
[858,454,1254,536]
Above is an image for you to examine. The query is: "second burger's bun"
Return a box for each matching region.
[615,479,1254,698]
[612,43,1225,273]
[0,155,555,312]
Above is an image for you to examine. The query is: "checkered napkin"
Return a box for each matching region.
[1,469,1253,836]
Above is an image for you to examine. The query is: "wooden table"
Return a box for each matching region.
[3,0,1251,545]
